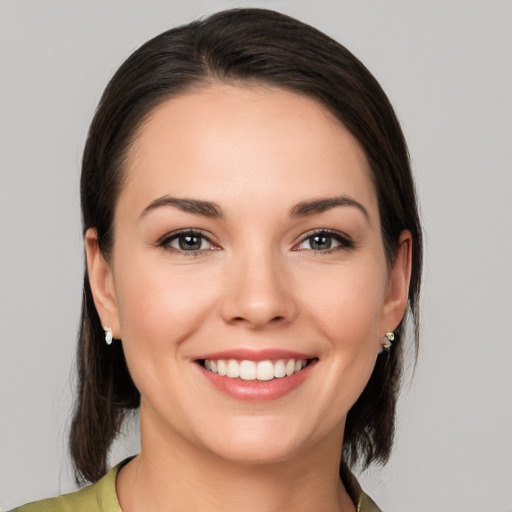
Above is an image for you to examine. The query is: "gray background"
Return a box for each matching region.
[1,1,511,511]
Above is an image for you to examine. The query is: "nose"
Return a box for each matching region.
[220,249,297,329]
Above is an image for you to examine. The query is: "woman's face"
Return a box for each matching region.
[87,84,410,465]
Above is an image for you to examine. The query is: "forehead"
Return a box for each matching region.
[120,84,377,219]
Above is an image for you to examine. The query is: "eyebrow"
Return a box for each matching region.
[140,194,369,222]
[290,195,370,222]
[140,196,223,218]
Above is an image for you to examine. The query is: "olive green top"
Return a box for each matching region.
[10,458,382,512]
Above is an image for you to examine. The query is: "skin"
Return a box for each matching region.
[86,84,411,512]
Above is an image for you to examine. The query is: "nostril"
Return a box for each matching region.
[222,292,297,328]
[229,314,286,327]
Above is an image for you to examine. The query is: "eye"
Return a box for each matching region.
[295,230,353,252]
[159,230,217,253]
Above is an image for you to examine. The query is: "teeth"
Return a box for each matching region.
[226,359,240,378]
[217,360,227,377]
[203,358,308,381]
[285,359,295,376]
[256,360,274,381]
[240,360,257,381]
[274,360,286,378]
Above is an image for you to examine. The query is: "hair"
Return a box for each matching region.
[71,7,422,487]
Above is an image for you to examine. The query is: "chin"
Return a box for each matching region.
[195,415,319,467]
[207,439,300,467]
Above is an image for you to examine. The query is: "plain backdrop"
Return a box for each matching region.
[1,1,511,511]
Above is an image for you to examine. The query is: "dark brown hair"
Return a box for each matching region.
[71,8,422,485]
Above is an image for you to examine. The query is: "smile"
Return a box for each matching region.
[195,349,317,400]
[201,358,309,381]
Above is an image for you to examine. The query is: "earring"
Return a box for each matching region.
[380,331,394,352]
[104,327,113,345]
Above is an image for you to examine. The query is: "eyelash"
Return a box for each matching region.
[157,229,354,256]
[157,230,218,255]
[293,229,354,254]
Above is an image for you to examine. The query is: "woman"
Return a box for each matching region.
[12,8,422,512]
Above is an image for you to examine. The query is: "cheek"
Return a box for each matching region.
[302,259,387,345]
[298,259,387,408]
[110,256,223,422]
[112,252,220,368]
[117,251,205,321]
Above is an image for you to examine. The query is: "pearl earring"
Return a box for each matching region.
[104,327,113,345]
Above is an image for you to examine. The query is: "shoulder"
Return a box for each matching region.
[8,484,100,512]
[357,490,384,512]
[340,463,383,512]
[7,459,130,512]
[8,485,95,512]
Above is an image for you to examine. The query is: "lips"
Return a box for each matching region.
[195,349,317,401]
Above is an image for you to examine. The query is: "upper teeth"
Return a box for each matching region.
[204,359,307,381]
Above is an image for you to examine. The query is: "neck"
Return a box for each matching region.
[116,405,356,512]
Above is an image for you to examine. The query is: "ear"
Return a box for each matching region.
[380,230,412,332]
[85,228,120,337]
